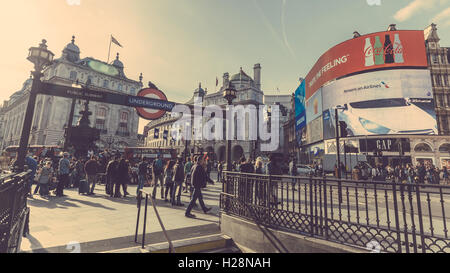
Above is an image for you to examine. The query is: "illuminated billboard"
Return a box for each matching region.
[322,69,437,139]
[294,81,306,145]
[305,30,428,99]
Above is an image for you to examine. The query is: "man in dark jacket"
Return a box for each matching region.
[84,156,99,195]
[106,155,119,197]
[185,156,212,218]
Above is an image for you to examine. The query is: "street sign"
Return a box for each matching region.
[38,83,175,120]
[135,88,170,120]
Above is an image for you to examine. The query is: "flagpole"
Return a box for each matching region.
[107,35,112,63]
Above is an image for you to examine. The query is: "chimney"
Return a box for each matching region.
[253,63,261,90]
[387,24,397,31]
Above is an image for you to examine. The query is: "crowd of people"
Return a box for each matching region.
[18,148,219,219]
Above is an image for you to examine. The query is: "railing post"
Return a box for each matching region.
[135,191,142,243]
[323,176,328,240]
[391,180,402,253]
[309,175,314,236]
[142,194,149,250]
[414,183,426,253]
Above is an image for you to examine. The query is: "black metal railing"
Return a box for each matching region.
[0,170,31,253]
[135,189,175,253]
[220,171,450,253]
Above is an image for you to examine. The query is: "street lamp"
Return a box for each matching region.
[334,105,346,179]
[223,82,236,171]
[15,40,54,171]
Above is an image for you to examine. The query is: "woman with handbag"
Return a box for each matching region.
[37,161,53,197]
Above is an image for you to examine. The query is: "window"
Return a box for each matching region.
[103,80,109,88]
[118,84,123,91]
[70,71,77,80]
[95,119,105,130]
[88,75,93,84]
[414,143,433,152]
[444,75,449,87]
[130,87,136,95]
[436,75,443,87]
[120,112,128,122]
[96,107,107,118]
[442,116,449,132]
[431,54,439,64]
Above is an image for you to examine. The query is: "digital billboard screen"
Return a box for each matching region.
[322,69,437,139]
[305,30,428,100]
[294,81,306,145]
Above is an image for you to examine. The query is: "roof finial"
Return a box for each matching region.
[71,35,75,44]
[116,53,120,60]
[139,73,143,83]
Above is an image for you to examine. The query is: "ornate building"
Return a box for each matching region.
[144,64,291,161]
[425,23,450,135]
[0,36,142,151]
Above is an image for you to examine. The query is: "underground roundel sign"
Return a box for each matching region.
[135,88,169,120]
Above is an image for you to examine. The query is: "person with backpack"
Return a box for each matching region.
[266,154,282,205]
[184,157,193,193]
[163,160,175,202]
[185,156,212,218]
[152,155,165,199]
[172,158,185,206]
[137,157,149,200]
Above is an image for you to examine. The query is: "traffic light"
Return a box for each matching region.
[339,121,348,137]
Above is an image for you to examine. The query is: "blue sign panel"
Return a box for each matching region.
[295,81,306,145]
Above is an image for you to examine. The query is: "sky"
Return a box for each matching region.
[0,0,449,134]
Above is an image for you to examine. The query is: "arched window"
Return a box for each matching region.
[70,71,77,80]
[414,143,433,152]
[439,143,450,153]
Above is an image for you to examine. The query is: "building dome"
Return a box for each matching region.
[112,53,124,69]
[195,82,205,95]
[64,36,80,53]
[230,67,253,82]
[62,36,80,62]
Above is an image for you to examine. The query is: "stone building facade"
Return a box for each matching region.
[0,37,142,151]
[144,64,291,161]
[425,23,450,135]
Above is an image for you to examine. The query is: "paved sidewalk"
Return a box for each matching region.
[21,180,222,253]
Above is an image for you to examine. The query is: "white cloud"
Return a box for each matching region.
[394,0,435,22]
[431,7,450,23]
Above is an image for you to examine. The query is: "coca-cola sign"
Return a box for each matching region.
[305,30,427,100]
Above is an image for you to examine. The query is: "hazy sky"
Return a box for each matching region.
[1,0,449,133]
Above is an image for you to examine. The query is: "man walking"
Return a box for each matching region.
[152,155,165,199]
[185,156,212,218]
[184,157,193,193]
[56,152,70,197]
[84,156,99,195]
[137,157,149,200]
[106,155,119,197]
[172,158,185,206]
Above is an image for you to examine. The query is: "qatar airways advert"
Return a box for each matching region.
[322,69,437,139]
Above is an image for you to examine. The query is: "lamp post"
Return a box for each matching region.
[223,82,236,171]
[15,40,54,171]
[334,105,346,179]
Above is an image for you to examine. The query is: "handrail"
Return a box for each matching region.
[135,188,176,253]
